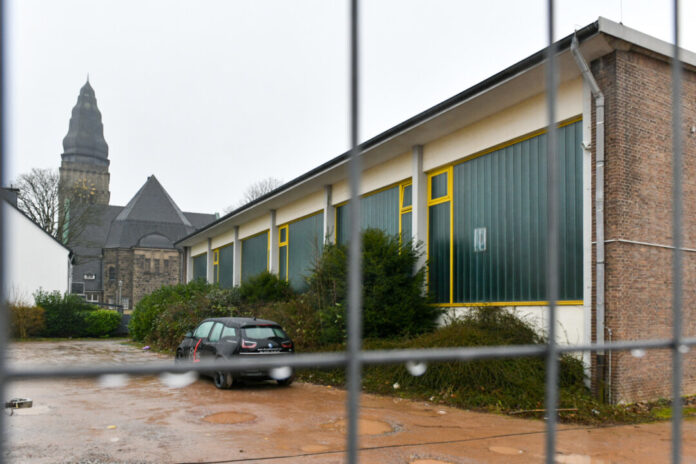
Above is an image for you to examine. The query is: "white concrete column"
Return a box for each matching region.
[269,210,278,274]
[185,246,193,282]
[233,226,242,286]
[206,238,213,283]
[323,185,335,244]
[412,145,427,270]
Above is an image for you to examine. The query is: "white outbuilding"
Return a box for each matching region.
[2,188,73,304]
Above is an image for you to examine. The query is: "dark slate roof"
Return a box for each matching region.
[185,211,218,229]
[62,80,109,167]
[104,175,214,249]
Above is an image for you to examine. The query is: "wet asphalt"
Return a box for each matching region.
[4,340,696,463]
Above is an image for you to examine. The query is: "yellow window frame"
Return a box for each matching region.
[278,224,289,281]
[212,249,220,283]
[426,166,454,303]
[398,180,413,243]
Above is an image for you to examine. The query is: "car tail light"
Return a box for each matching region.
[242,340,257,349]
[281,341,293,349]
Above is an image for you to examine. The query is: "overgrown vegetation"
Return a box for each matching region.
[131,229,681,424]
[9,304,45,338]
[309,229,440,344]
[130,228,437,351]
[29,290,120,338]
[128,279,239,350]
[298,308,590,417]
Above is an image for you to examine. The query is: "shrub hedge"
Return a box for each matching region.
[31,290,121,338]
[128,280,239,350]
[84,310,122,337]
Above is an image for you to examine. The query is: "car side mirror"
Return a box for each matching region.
[185,331,193,338]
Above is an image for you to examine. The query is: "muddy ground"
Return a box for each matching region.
[4,340,696,464]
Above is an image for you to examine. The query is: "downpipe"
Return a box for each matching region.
[570,35,606,398]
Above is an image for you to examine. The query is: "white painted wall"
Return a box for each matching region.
[423,78,583,172]
[2,202,71,304]
[441,305,585,347]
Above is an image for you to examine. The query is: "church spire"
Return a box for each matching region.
[61,79,109,166]
[59,80,111,206]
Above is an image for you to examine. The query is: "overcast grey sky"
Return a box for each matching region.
[5,0,695,214]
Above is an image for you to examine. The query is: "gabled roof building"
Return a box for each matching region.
[176,18,696,404]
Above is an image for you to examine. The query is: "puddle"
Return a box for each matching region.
[555,454,609,464]
[203,412,256,424]
[322,417,393,435]
[489,446,524,456]
[410,460,455,464]
[300,444,330,452]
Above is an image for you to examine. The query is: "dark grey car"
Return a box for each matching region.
[175,317,295,389]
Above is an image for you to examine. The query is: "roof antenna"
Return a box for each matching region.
[86,73,89,83]
[619,0,623,24]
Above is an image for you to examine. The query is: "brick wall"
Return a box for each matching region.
[102,248,134,307]
[132,248,180,306]
[592,45,696,402]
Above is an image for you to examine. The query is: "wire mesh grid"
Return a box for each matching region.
[0,1,690,463]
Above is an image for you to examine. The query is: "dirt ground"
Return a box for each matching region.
[4,340,696,464]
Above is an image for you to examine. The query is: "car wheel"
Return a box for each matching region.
[214,371,233,389]
[174,349,187,364]
[277,377,293,387]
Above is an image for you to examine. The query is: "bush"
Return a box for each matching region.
[251,296,322,350]
[300,307,587,413]
[84,310,122,337]
[34,290,100,337]
[10,304,45,338]
[129,280,239,350]
[308,228,441,343]
[238,271,293,304]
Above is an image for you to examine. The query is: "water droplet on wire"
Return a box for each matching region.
[270,366,292,380]
[630,349,646,358]
[406,361,427,376]
[98,374,129,389]
[159,371,198,388]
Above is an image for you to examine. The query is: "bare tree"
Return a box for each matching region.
[225,177,283,213]
[13,167,100,244]
[14,168,61,237]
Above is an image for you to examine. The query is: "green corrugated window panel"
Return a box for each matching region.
[336,187,399,244]
[429,202,450,303]
[401,211,412,244]
[288,212,324,291]
[193,254,207,281]
[452,120,582,303]
[431,172,448,199]
[219,245,234,289]
[279,245,288,281]
[402,185,412,207]
[242,232,268,282]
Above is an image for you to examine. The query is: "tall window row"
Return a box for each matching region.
[428,119,583,305]
[192,121,582,305]
[280,212,324,291]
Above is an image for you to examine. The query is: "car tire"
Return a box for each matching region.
[214,371,233,389]
[277,377,293,387]
[174,349,187,364]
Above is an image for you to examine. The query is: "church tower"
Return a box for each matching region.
[59,79,111,206]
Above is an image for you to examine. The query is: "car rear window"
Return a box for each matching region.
[242,326,287,340]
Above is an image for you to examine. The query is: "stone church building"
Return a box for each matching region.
[61,80,215,309]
